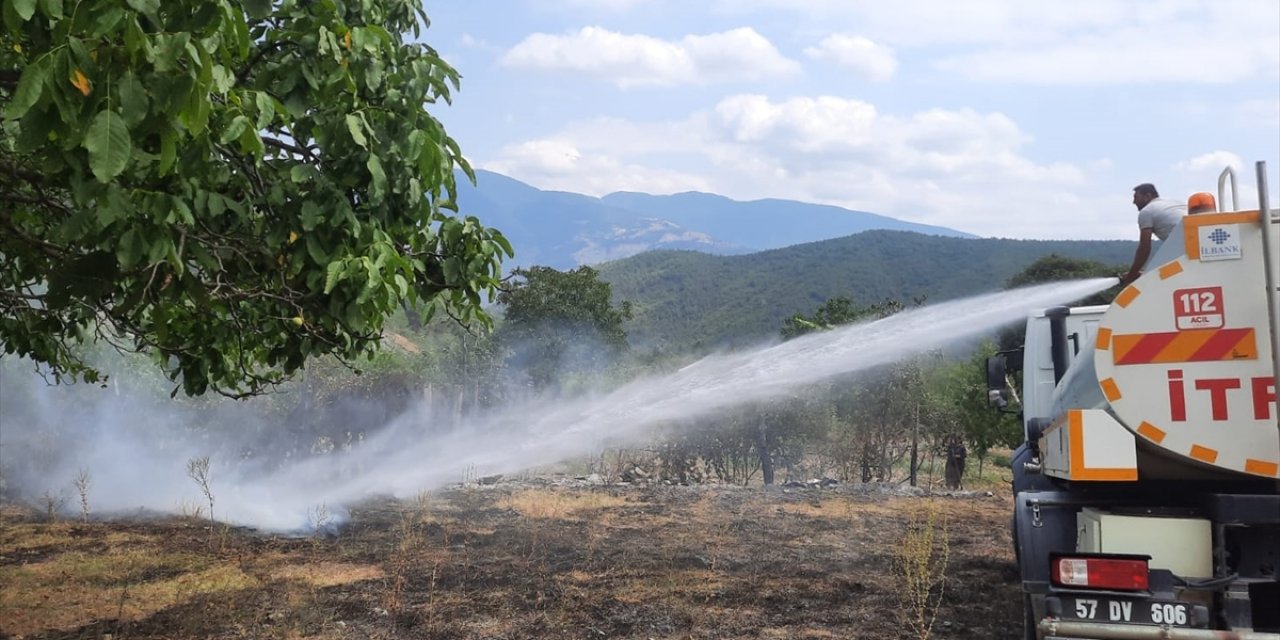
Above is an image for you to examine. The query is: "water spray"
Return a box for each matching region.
[0,278,1118,531]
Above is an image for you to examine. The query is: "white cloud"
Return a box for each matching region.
[803,35,897,81]
[934,32,1279,84]
[721,0,1280,85]
[499,26,800,88]
[709,95,1050,181]
[480,96,1116,239]
[716,0,1129,47]
[481,134,714,195]
[1175,151,1244,174]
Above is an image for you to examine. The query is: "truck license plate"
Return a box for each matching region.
[1063,597,1193,626]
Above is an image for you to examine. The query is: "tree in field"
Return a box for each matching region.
[998,254,1122,352]
[495,266,632,391]
[920,343,1020,479]
[1006,254,1120,304]
[1,0,510,396]
[780,296,902,340]
[775,296,912,484]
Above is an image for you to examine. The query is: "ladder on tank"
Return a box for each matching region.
[1226,162,1280,462]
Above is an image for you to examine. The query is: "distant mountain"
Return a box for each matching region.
[596,230,1135,351]
[601,191,974,250]
[454,171,973,269]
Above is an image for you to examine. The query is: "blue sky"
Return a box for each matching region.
[421,0,1278,240]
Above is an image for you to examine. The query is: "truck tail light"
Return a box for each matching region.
[1051,555,1149,591]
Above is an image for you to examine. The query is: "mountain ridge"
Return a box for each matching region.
[455,170,975,269]
[595,229,1134,350]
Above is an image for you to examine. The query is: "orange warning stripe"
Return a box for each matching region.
[1157,261,1183,279]
[1112,328,1257,365]
[1114,286,1140,308]
[1066,410,1138,482]
[1189,445,1219,464]
[1136,421,1166,444]
[1095,327,1112,351]
[1100,378,1121,401]
[1245,459,1279,478]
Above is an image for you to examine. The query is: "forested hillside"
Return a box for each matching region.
[598,230,1134,349]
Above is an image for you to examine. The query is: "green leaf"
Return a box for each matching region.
[242,0,270,19]
[301,201,322,231]
[181,83,211,134]
[290,165,316,183]
[124,17,149,57]
[345,114,367,148]
[238,124,264,159]
[83,109,132,182]
[124,0,158,16]
[219,114,249,144]
[116,228,142,267]
[152,33,190,72]
[253,91,275,129]
[211,65,235,93]
[324,260,344,294]
[492,232,514,257]
[2,0,22,32]
[38,0,62,20]
[4,56,49,120]
[367,155,386,201]
[158,129,176,174]
[88,7,124,37]
[12,0,35,20]
[305,234,326,265]
[225,2,249,58]
[117,72,148,126]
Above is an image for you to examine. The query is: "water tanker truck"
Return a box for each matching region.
[987,161,1280,639]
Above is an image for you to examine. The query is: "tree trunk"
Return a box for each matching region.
[909,404,919,487]
[757,419,774,486]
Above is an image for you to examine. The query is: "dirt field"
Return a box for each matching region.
[0,482,1022,639]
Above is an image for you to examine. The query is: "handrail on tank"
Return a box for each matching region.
[1218,166,1239,212]
[1256,161,1280,445]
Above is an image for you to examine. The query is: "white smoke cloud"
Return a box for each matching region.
[1,279,1115,531]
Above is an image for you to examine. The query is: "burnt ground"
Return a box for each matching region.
[1,482,1022,639]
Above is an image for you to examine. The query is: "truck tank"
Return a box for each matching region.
[1045,209,1280,481]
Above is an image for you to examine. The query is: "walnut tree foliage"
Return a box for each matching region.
[495,266,632,390]
[0,0,511,396]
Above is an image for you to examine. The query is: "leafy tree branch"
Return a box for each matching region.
[1,0,512,396]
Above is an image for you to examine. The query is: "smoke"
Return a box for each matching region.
[0,278,1116,531]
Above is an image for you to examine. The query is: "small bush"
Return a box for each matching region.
[897,499,950,640]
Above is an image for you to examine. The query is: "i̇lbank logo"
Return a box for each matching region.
[1198,225,1242,262]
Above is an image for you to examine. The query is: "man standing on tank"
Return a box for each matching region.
[1119,183,1186,286]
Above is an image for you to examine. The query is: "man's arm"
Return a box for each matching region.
[1120,227,1154,285]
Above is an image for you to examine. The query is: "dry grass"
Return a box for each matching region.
[0,485,1021,639]
[498,488,630,519]
[0,543,256,633]
[271,562,385,588]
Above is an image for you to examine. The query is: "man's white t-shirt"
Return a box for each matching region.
[1138,197,1187,240]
